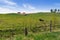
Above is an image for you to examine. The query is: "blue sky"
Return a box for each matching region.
[0,0,60,13]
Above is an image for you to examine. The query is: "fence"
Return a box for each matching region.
[0,13,60,40]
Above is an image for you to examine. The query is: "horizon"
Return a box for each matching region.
[0,0,60,13]
[0,11,51,14]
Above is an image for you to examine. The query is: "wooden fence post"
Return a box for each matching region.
[24,27,28,36]
[50,20,52,32]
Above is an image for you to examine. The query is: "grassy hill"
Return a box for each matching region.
[0,13,60,30]
[0,13,60,40]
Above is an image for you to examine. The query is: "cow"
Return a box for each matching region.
[39,19,44,22]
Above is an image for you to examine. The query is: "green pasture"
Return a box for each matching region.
[0,13,60,30]
[0,13,60,40]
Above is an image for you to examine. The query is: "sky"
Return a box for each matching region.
[0,0,60,13]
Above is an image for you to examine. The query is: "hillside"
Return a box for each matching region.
[0,13,60,40]
[0,13,60,30]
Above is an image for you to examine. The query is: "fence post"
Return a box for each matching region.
[24,27,28,36]
[50,20,52,32]
[0,30,2,38]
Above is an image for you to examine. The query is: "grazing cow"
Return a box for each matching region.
[39,19,44,21]
[17,12,21,14]
[39,19,47,31]
[22,12,27,16]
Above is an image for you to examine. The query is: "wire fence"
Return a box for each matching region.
[0,13,60,40]
[0,23,60,40]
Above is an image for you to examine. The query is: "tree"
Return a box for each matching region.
[54,9,57,13]
[50,9,53,13]
[58,9,60,13]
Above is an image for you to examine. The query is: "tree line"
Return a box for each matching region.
[50,9,60,13]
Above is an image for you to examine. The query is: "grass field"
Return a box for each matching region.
[14,32,60,40]
[0,13,60,29]
[0,32,60,40]
[0,12,60,40]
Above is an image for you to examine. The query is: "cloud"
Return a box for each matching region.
[23,4,36,10]
[5,0,16,5]
[0,7,18,13]
[22,4,46,13]
[0,0,49,13]
[0,0,21,13]
[0,0,17,6]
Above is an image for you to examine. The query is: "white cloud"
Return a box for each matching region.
[22,4,49,13]
[0,0,49,13]
[5,0,16,5]
[0,0,20,13]
[0,6,49,13]
[23,4,35,10]
[28,5,35,9]
[23,4,27,8]
[0,7,17,13]
[0,0,17,6]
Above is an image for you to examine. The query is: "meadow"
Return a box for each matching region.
[0,12,60,40]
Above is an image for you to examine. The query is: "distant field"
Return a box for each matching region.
[0,13,60,40]
[0,13,60,29]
